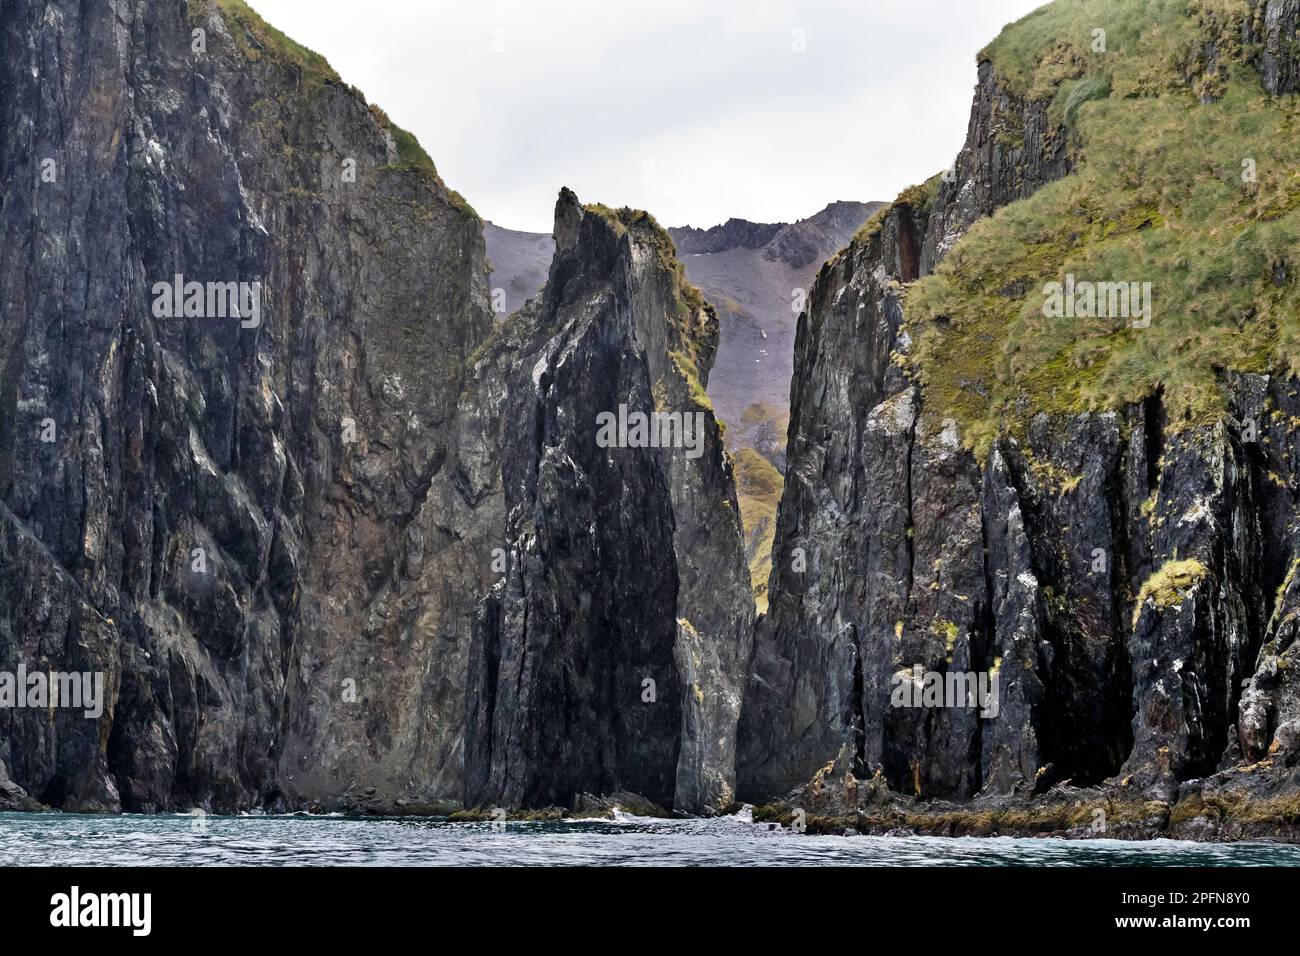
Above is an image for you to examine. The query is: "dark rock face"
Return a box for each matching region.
[738,45,1300,813]
[0,758,42,812]
[487,203,883,460]
[1249,0,1300,95]
[465,192,754,814]
[0,1,756,818]
[9,0,1297,837]
[0,0,495,812]
[737,199,931,800]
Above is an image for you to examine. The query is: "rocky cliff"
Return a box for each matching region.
[0,0,500,812]
[464,192,753,815]
[668,201,882,444]
[476,202,884,620]
[0,0,752,817]
[739,0,1300,838]
[9,0,1300,841]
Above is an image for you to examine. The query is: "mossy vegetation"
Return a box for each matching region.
[937,618,961,657]
[907,0,1300,457]
[211,0,340,85]
[979,0,1244,100]
[1132,558,1209,625]
[1269,558,1300,629]
[733,448,784,612]
[210,1,477,216]
[367,105,437,174]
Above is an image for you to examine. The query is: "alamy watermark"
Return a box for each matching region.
[596,404,706,459]
[151,274,262,329]
[50,886,151,936]
[1042,274,1152,328]
[0,665,105,718]
[890,664,999,718]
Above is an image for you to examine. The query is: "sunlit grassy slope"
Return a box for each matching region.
[733,448,783,614]
[905,0,1300,456]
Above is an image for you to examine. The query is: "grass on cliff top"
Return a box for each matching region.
[583,203,708,316]
[905,0,1300,457]
[376,112,437,173]
[834,176,943,268]
[981,0,1247,100]
[210,0,340,85]
[210,1,477,216]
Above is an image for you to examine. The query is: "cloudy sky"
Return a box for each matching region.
[251,0,1045,232]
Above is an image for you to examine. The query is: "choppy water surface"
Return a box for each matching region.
[2,809,1298,866]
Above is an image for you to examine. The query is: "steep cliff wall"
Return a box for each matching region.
[741,0,1300,834]
[0,0,754,816]
[465,191,753,815]
[738,43,1080,803]
[0,0,499,811]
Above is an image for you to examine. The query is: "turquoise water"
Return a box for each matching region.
[3,809,1299,866]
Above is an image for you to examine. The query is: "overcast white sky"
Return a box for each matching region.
[251,0,1045,232]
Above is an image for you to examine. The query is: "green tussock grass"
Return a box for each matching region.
[907,39,1300,457]
[1133,558,1210,626]
[1058,74,1112,124]
[733,448,783,613]
[386,118,437,173]
[213,0,340,85]
[980,0,1247,100]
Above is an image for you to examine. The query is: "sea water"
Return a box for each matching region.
[3,809,1298,866]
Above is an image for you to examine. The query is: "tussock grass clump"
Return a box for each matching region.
[907,0,1300,457]
[1132,559,1209,625]
[732,448,783,610]
[907,75,1300,456]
